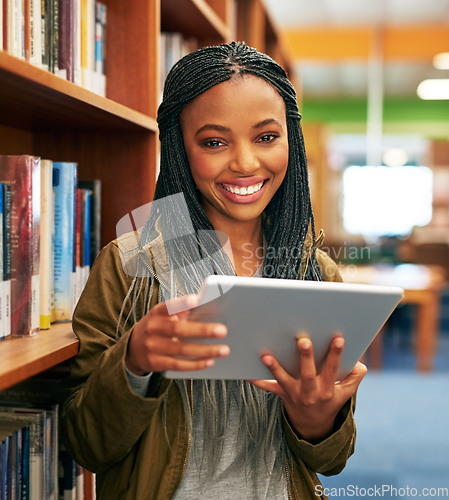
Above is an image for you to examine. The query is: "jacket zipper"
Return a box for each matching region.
[285,458,292,500]
[180,379,194,483]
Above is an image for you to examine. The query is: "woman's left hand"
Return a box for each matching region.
[249,336,367,443]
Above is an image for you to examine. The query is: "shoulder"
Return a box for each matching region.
[315,248,343,283]
[300,230,343,283]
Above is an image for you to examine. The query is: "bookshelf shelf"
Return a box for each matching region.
[0,325,79,392]
[0,52,158,133]
[161,0,230,41]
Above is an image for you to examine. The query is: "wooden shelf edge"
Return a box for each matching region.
[0,51,158,132]
[191,0,230,40]
[0,324,79,392]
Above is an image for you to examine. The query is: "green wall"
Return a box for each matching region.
[300,97,449,124]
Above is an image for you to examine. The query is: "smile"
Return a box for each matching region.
[221,181,264,196]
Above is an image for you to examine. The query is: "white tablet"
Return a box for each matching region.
[163,275,404,380]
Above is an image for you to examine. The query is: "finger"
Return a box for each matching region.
[297,337,317,392]
[261,354,294,390]
[337,361,368,388]
[150,315,227,340]
[320,336,345,388]
[153,294,199,317]
[248,379,284,397]
[150,354,216,373]
[152,337,230,360]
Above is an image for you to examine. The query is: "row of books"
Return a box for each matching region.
[0,0,107,96]
[159,32,198,101]
[0,155,101,339]
[0,379,95,500]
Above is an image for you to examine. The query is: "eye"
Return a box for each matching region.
[204,139,225,148]
[257,134,278,143]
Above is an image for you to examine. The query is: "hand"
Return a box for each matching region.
[249,336,367,442]
[125,294,230,376]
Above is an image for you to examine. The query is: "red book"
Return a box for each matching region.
[58,0,75,82]
[0,156,40,337]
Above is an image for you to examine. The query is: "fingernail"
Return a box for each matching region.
[206,359,214,367]
[218,346,230,357]
[299,338,311,351]
[335,337,345,349]
[213,325,227,337]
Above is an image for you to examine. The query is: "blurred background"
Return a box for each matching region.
[259,1,449,494]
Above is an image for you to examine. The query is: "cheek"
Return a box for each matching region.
[188,153,226,186]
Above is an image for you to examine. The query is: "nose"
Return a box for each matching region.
[229,142,260,174]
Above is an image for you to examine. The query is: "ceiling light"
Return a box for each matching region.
[417,79,449,100]
[433,53,449,70]
[383,148,408,167]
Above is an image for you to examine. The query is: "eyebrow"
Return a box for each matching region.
[194,124,230,137]
[252,118,283,129]
[194,118,283,137]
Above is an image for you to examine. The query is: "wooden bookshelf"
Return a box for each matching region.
[0,0,294,392]
[0,325,79,392]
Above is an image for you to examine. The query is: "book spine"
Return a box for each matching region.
[21,426,30,500]
[58,0,74,82]
[52,162,77,322]
[0,183,4,341]
[77,179,101,264]
[74,188,81,308]
[40,0,48,70]
[83,189,90,286]
[24,0,30,60]
[74,0,81,86]
[30,0,41,66]
[31,158,40,335]
[0,156,40,337]
[3,183,12,339]
[39,160,53,330]
[58,445,75,500]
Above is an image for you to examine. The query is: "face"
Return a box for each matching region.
[179,75,289,228]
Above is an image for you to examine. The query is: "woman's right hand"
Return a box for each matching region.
[125,294,229,376]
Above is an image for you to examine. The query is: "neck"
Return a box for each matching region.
[210,217,264,277]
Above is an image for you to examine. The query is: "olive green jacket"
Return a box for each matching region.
[61,231,356,500]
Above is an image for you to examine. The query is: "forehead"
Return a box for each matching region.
[180,74,286,127]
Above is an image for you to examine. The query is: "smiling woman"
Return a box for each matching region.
[61,41,366,500]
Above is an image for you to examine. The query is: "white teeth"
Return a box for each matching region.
[222,181,264,195]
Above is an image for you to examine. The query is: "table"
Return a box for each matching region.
[340,263,446,372]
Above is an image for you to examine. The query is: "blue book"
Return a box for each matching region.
[83,189,91,290]
[52,162,77,322]
[21,427,29,500]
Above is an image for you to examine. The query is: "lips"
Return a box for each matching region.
[216,178,269,204]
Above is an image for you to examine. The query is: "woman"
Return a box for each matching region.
[62,42,366,499]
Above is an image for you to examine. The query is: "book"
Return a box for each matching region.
[0,183,3,340]
[74,187,81,305]
[29,0,42,67]
[0,379,61,500]
[0,156,40,337]
[41,0,50,70]
[0,409,46,500]
[2,183,12,339]
[58,0,75,82]
[40,160,53,330]
[80,0,95,91]
[52,162,77,322]
[93,1,105,96]
[78,179,101,266]
[58,445,75,500]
